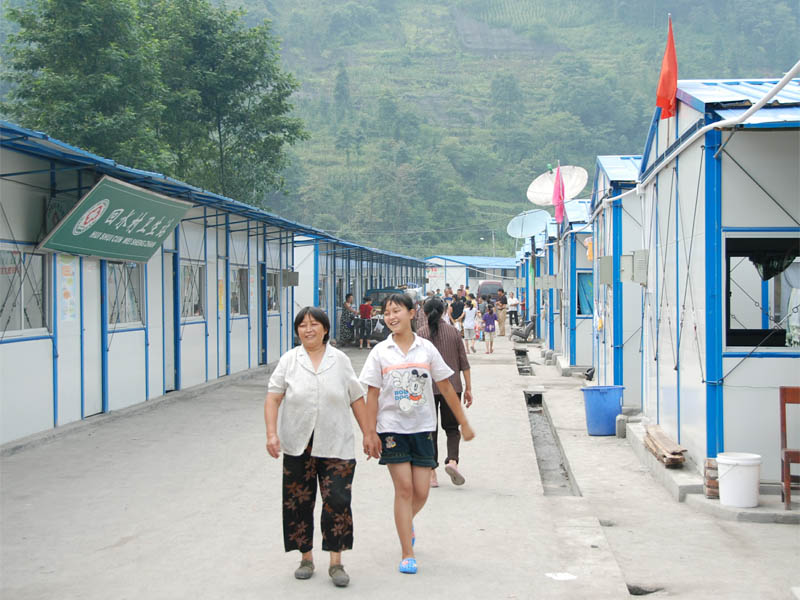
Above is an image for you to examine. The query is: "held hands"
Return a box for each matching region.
[460,422,476,442]
[363,431,382,460]
[463,389,473,408]
[266,433,281,459]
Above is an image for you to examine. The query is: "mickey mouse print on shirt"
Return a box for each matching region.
[390,369,429,412]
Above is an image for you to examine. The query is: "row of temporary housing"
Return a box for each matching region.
[0,120,427,445]
[513,77,800,485]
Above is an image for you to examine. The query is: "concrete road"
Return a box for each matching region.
[1,335,797,599]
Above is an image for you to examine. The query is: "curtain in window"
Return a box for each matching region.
[577,273,594,316]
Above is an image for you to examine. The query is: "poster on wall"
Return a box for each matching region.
[59,255,78,322]
[218,279,225,312]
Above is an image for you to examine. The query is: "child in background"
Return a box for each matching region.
[359,293,475,575]
[482,305,497,354]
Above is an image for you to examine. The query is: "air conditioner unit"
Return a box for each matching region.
[597,256,613,285]
[633,250,649,286]
[281,270,299,286]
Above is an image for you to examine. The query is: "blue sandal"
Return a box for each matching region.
[399,558,418,574]
[411,525,415,547]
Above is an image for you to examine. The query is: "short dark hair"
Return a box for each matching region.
[346,293,353,301]
[294,306,330,343]
[382,293,414,313]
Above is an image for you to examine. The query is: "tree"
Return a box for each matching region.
[490,73,524,128]
[3,0,306,205]
[333,62,351,121]
[3,0,173,171]
[147,0,307,203]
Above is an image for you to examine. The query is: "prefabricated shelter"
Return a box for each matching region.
[514,238,533,323]
[637,77,800,481]
[591,156,643,409]
[294,237,427,341]
[425,255,516,293]
[556,199,594,373]
[0,121,328,445]
[539,221,563,355]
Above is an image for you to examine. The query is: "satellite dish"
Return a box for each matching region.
[526,165,588,206]
[506,209,550,239]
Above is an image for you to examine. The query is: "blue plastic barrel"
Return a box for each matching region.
[580,386,624,436]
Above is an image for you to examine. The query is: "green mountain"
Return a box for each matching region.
[243,0,796,257]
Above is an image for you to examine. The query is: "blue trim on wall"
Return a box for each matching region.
[161,247,166,394]
[705,126,724,458]
[760,280,770,330]
[639,107,662,178]
[144,264,150,401]
[721,226,800,232]
[535,255,541,337]
[675,145,681,444]
[569,234,577,365]
[173,226,181,390]
[204,209,209,381]
[51,254,58,426]
[313,241,319,306]
[612,197,623,386]
[722,352,800,358]
[100,259,109,413]
[79,256,85,419]
[225,213,231,375]
[548,250,554,350]
[247,221,251,369]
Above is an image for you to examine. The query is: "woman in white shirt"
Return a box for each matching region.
[265,307,381,587]
[507,291,521,327]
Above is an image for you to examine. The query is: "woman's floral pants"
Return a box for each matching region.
[282,442,356,553]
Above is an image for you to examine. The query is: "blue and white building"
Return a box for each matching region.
[591,156,643,409]
[424,255,517,293]
[0,121,426,445]
[637,78,800,481]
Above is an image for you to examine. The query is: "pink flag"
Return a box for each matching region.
[552,165,565,224]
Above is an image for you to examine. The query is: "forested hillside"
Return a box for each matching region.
[244,0,797,257]
[2,0,796,258]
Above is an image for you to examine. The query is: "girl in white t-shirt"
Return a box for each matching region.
[360,293,475,575]
[461,300,478,353]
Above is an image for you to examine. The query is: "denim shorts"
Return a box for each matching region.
[378,432,436,467]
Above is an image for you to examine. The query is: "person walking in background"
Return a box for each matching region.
[264,307,381,588]
[418,296,473,488]
[477,295,487,316]
[483,305,497,353]
[495,288,507,336]
[462,299,478,354]
[450,293,465,336]
[340,293,358,345]
[507,291,520,327]
[359,294,475,575]
[358,296,374,349]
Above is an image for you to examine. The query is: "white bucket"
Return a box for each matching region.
[716,452,762,508]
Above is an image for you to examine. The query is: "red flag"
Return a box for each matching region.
[552,165,565,224]
[656,16,678,119]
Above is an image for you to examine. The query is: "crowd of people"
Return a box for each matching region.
[264,285,519,586]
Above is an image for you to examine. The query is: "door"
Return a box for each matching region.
[83,259,103,416]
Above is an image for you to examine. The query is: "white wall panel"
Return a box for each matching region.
[146,253,164,398]
[721,130,800,228]
[55,254,82,425]
[230,318,249,374]
[180,323,206,388]
[723,358,800,482]
[0,340,53,443]
[107,331,146,411]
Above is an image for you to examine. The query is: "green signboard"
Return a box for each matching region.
[37,176,192,262]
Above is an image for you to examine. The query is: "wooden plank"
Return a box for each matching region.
[646,424,687,455]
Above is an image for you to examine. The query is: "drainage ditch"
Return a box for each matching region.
[525,391,579,497]
[515,347,534,375]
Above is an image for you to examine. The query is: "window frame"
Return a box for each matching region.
[230,265,249,317]
[725,236,799,348]
[107,260,144,327]
[0,246,49,337]
[180,259,206,320]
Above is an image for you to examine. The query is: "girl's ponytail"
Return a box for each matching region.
[423,296,445,338]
